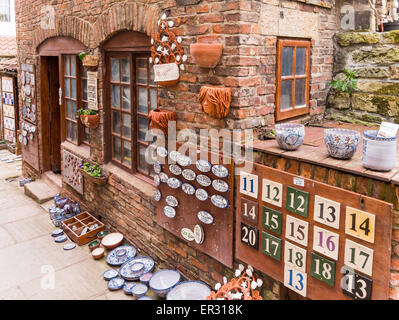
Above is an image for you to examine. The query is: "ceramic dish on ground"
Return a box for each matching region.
[137,296,153,300]
[92,247,105,260]
[63,243,76,250]
[324,128,360,160]
[106,245,137,266]
[88,239,100,251]
[275,123,305,151]
[166,281,211,300]
[139,272,153,284]
[131,283,148,298]
[149,269,181,298]
[119,256,155,281]
[51,229,64,237]
[54,235,67,243]
[103,269,119,281]
[97,230,109,239]
[108,277,125,291]
[123,282,136,295]
[101,232,124,249]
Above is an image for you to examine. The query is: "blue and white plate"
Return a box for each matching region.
[51,228,64,237]
[131,283,148,298]
[137,296,153,300]
[54,235,67,243]
[182,183,196,195]
[211,194,229,209]
[106,245,137,266]
[63,243,76,250]
[149,269,181,298]
[196,174,211,187]
[166,281,211,300]
[169,164,182,176]
[196,160,211,173]
[123,282,136,295]
[167,177,182,189]
[108,277,125,291]
[154,189,161,202]
[103,269,119,281]
[119,256,155,281]
[211,165,229,178]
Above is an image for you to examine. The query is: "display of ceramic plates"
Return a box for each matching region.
[51,228,64,237]
[154,174,160,186]
[177,154,192,167]
[140,272,153,284]
[169,150,180,162]
[103,269,119,281]
[101,232,124,249]
[108,277,125,291]
[194,224,205,244]
[212,179,229,193]
[195,188,208,201]
[23,137,28,145]
[169,164,182,176]
[159,172,168,183]
[182,169,196,181]
[119,256,155,281]
[165,195,178,207]
[167,177,182,189]
[181,228,195,242]
[137,296,153,300]
[211,164,229,178]
[149,269,181,298]
[182,183,195,195]
[63,243,76,250]
[106,245,137,266]
[197,211,214,225]
[154,189,161,202]
[153,161,161,174]
[123,282,136,295]
[163,206,176,218]
[211,194,229,209]
[54,235,67,243]
[166,281,211,300]
[157,146,168,158]
[196,160,211,173]
[131,283,148,298]
[196,174,211,187]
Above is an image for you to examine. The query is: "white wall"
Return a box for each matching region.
[0,0,16,37]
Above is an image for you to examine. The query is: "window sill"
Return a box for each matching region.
[61,141,90,159]
[103,163,156,199]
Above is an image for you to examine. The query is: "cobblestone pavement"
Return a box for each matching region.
[0,150,145,300]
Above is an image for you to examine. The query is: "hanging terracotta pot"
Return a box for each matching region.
[80,114,99,128]
[153,63,180,87]
[199,86,231,119]
[82,55,99,71]
[190,43,223,68]
[148,108,177,137]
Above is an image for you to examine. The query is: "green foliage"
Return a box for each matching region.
[76,108,97,116]
[81,162,103,178]
[78,52,89,61]
[330,69,358,94]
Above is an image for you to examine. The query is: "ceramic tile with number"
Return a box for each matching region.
[344,239,373,276]
[240,172,258,199]
[261,231,282,261]
[262,178,282,207]
[345,207,375,243]
[285,215,308,247]
[341,266,372,300]
[313,226,339,260]
[286,186,309,217]
[240,222,259,250]
[284,265,307,297]
[241,197,258,225]
[262,206,282,235]
[313,195,340,229]
[284,240,307,273]
[310,252,335,287]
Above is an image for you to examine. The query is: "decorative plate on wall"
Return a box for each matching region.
[182,169,196,181]
[211,194,229,209]
[177,154,192,167]
[197,211,214,225]
[166,195,178,207]
[196,160,211,173]
[212,179,229,193]
[169,164,182,176]
[211,164,229,178]
[163,206,176,218]
[167,177,182,189]
[182,183,196,195]
[154,190,162,202]
[119,256,155,281]
[195,188,208,201]
[196,174,211,187]
[159,172,169,183]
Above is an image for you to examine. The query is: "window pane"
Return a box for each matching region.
[123,141,132,166]
[113,136,121,161]
[73,122,78,142]
[138,116,148,141]
[295,78,306,107]
[112,85,120,108]
[122,113,131,139]
[137,86,148,113]
[149,64,156,85]
[65,78,70,97]
[121,58,130,83]
[0,0,10,22]
[82,79,88,101]
[71,57,76,77]
[66,100,71,118]
[71,79,77,99]
[150,88,157,110]
[296,47,307,75]
[122,86,131,111]
[71,100,77,117]
[112,110,121,135]
[66,121,72,139]
[64,56,70,76]
[111,58,120,82]
[281,46,293,76]
[82,67,88,78]
[136,57,148,85]
[280,80,292,111]
[138,144,149,172]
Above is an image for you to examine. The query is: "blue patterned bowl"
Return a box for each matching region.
[324,128,360,160]
[149,269,181,298]
[275,123,305,151]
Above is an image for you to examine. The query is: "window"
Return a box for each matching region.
[0,0,10,22]
[276,39,310,121]
[63,55,89,146]
[108,53,157,176]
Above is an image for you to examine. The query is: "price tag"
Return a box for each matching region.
[313,226,339,260]
[285,215,309,247]
[261,231,282,261]
[284,241,307,273]
[240,172,258,199]
[341,266,372,300]
[313,195,340,229]
[262,206,282,235]
[262,178,283,207]
[310,252,336,287]
[344,239,374,276]
[241,198,258,225]
[284,265,307,297]
[286,186,309,217]
[345,207,375,243]
[240,222,259,250]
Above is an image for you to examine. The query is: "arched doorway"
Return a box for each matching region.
[37,37,88,173]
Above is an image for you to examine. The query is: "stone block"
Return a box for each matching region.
[353,66,390,78]
[337,31,380,47]
[327,91,350,110]
[352,47,399,64]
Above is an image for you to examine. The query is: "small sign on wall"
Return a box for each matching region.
[87,71,98,110]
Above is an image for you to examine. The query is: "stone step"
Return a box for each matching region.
[42,171,62,192]
[24,180,58,204]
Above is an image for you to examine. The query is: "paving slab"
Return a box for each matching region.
[24,181,58,204]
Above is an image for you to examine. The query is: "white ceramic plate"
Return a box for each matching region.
[166,281,211,300]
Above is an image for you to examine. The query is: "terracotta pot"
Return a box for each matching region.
[190,43,223,68]
[80,114,99,128]
[82,55,99,70]
[148,108,177,137]
[79,167,108,186]
[101,232,124,249]
[153,63,180,87]
[92,247,105,260]
[199,86,231,119]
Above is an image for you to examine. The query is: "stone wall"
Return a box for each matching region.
[326,30,399,125]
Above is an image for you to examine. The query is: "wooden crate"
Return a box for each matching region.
[62,212,105,245]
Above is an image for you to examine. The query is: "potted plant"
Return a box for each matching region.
[79,162,108,185]
[76,109,99,128]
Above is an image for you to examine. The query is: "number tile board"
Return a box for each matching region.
[155,147,234,268]
[235,162,392,300]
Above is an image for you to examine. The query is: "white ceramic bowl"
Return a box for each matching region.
[166,281,211,300]
[101,232,124,249]
[149,269,181,298]
[131,283,148,298]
